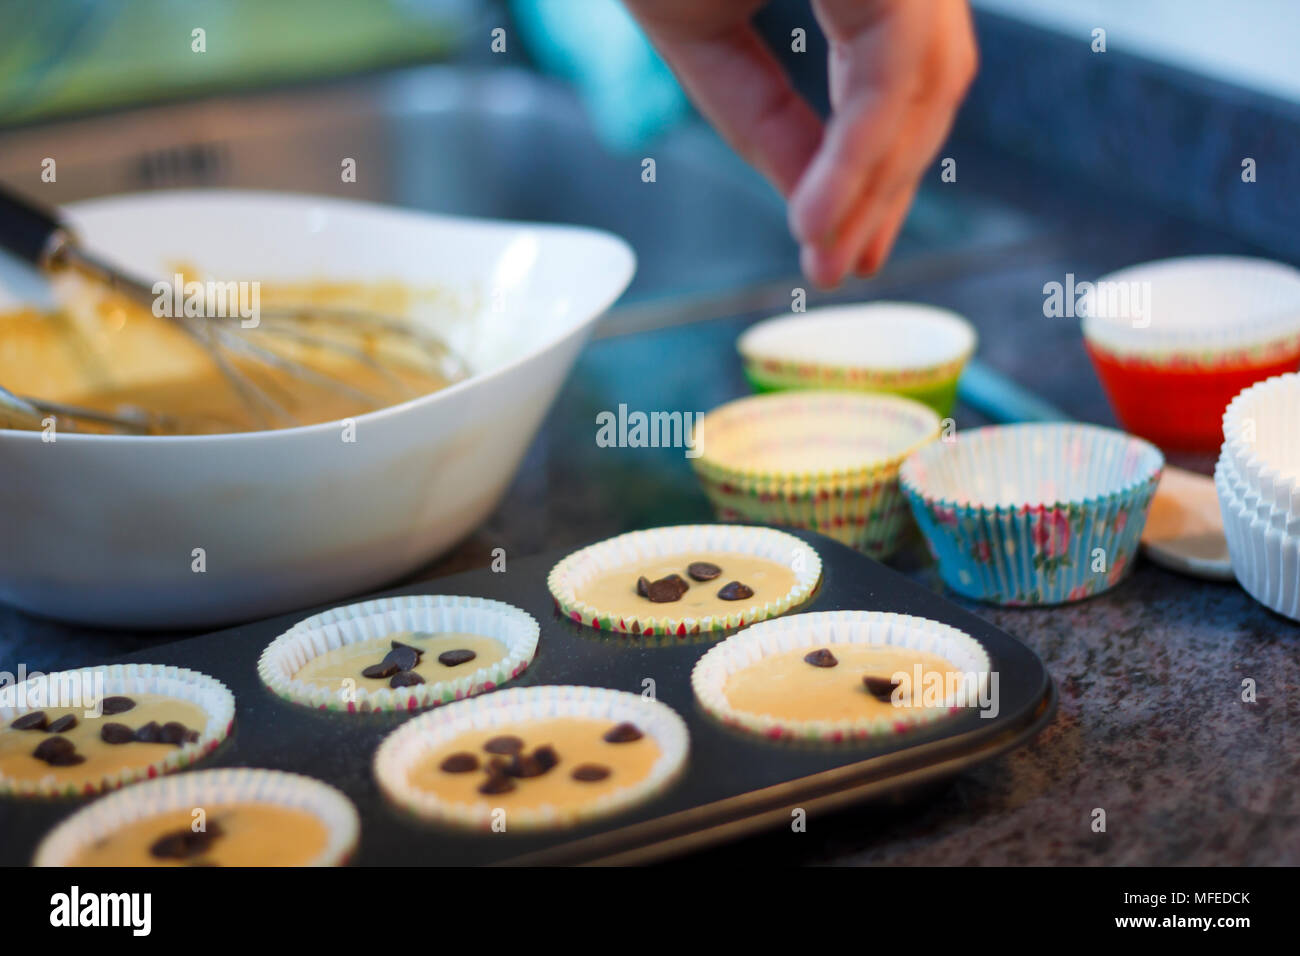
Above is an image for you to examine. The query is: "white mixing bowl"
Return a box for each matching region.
[0,191,635,628]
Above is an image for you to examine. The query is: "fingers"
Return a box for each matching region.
[847,4,977,273]
[791,0,978,286]
[630,6,824,196]
[787,0,923,247]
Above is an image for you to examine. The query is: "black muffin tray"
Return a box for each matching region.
[1,529,1055,866]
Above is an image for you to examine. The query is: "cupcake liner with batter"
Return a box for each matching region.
[691,610,991,743]
[0,663,234,798]
[547,524,822,636]
[258,594,540,714]
[33,768,359,866]
[373,685,689,830]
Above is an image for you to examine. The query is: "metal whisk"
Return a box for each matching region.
[0,183,471,435]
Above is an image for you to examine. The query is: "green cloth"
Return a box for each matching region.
[0,0,460,125]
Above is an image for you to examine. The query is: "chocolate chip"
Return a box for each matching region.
[45,714,78,734]
[382,644,420,672]
[437,649,477,667]
[10,711,47,731]
[603,722,643,744]
[391,640,424,659]
[160,722,192,746]
[135,721,163,744]
[643,574,690,603]
[100,696,136,716]
[533,745,559,773]
[45,751,86,767]
[804,648,838,668]
[503,745,560,779]
[149,823,223,860]
[439,752,480,773]
[863,676,901,702]
[483,735,524,755]
[361,661,400,680]
[185,729,200,743]
[478,773,516,795]
[32,736,80,765]
[687,561,722,581]
[572,764,610,782]
[390,671,425,688]
[502,755,541,778]
[636,576,651,597]
[717,581,754,601]
[101,722,136,745]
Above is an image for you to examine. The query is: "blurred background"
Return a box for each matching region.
[2,0,1296,310]
[2,0,1299,457]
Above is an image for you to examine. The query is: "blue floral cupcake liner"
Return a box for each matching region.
[900,423,1164,605]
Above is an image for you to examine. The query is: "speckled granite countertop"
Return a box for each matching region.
[3,146,1297,866]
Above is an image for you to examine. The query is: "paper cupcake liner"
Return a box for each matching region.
[0,664,234,798]
[1223,372,1300,515]
[1218,440,1300,532]
[901,423,1163,605]
[258,595,540,713]
[1081,256,1300,365]
[737,303,976,417]
[697,470,918,558]
[692,391,941,559]
[373,685,689,830]
[548,524,822,635]
[33,768,359,866]
[691,610,991,742]
[1215,457,1300,621]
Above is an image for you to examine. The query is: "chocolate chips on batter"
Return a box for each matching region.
[483,735,524,755]
[603,722,643,744]
[863,675,901,702]
[358,637,470,688]
[437,649,477,668]
[47,714,78,734]
[150,822,224,861]
[32,736,84,767]
[717,581,754,601]
[101,720,199,746]
[687,561,722,582]
[634,559,760,605]
[638,574,690,603]
[571,763,611,782]
[803,648,838,668]
[439,752,480,773]
[101,723,137,745]
[10,711,48,731]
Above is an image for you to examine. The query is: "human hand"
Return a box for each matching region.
[622,0,978,287]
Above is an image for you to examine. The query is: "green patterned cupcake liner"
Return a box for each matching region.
[691,610,991,743]
[691,391,941,559]
[33,768,360,867]
[373,685,690,831]
[0,663,234,798]
[547,524,823,636]
[258,594,539,714]
[737,302,976,416]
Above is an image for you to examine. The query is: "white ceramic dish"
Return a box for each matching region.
[1139,467,1233,581]
[0,190,635,627]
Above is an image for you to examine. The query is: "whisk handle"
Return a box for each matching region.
[0,180,70,268]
